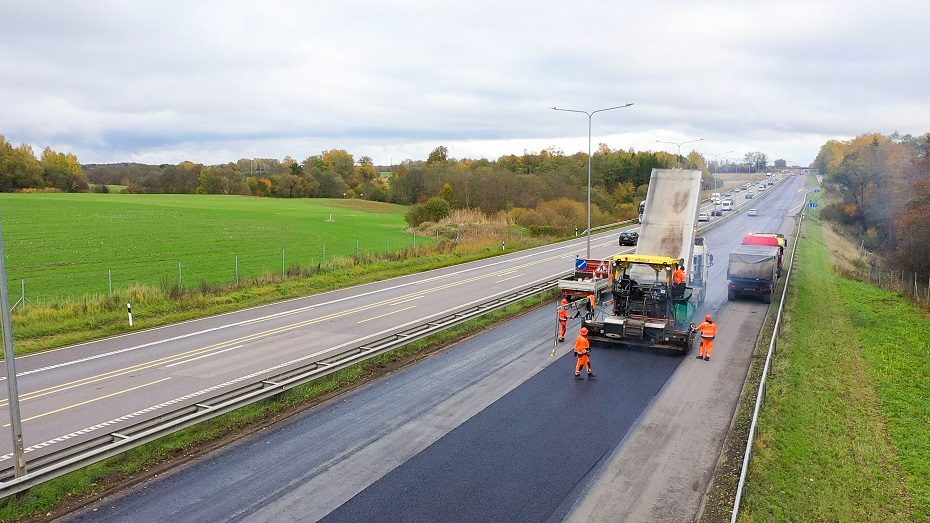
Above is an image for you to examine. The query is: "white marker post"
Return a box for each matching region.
[127,303,134,327]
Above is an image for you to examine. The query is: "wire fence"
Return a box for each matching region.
[843,244,930,308]
[5,225,547,310]
[6,234,442,309]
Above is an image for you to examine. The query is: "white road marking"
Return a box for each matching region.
[164,346,244,368]
[3,377,172,427]
[0,270,571,462]
[495,274,524,283]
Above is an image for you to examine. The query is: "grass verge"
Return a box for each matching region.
[0,289,558,522]
[727,208,924,521]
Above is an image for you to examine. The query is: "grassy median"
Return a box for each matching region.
[738,212,928,521]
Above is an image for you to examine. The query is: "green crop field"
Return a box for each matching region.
[0,193,423,301]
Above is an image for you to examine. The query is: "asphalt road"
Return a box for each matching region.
[65,176,807,521]
[0,178,781,465]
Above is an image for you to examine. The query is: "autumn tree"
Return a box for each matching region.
[426,145,449,165]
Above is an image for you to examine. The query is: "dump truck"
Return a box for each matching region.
[581,168,703,353]
[742,233,786,276]
[727,244,780,303]
[690,236,714,304]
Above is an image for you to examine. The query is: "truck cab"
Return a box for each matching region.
[690,236,713,304]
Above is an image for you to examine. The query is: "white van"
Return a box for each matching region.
[721,199,734,212]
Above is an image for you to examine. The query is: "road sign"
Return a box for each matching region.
[575,259,588,271]
[808,201,818,208]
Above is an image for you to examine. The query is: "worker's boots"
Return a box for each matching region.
[587,372,597,380]
[574,373,583,380]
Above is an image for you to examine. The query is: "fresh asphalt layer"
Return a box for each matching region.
[64,177,806,522]
[322,349,681,523]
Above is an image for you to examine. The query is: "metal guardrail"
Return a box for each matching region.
[0,273,566,498]
[729,197,807,522]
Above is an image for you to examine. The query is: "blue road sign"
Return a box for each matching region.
[575,259,588,271]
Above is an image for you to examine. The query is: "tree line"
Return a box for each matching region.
[813,131,930,278]
[2,133,776,234]
[0,136,88,192]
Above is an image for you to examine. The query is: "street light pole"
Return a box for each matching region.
[0,217,26,477]
[656,138,704,169]
[705,150,733,190]
[552,103,634,258]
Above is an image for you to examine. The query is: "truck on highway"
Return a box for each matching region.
[558,258,611,302]
[690,236,714,304]
[742,233,786,276]
[582,169,703,353]
[727,244,780,303]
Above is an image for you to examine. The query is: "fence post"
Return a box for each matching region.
[356,238,359,259]
[282,248,286,277]
[413,232,417,248]
[108,269,113,295]
[178,261,183,291]
[127,303,133,327]
[235,254,239,284]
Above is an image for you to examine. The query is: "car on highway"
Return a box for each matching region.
[712,209,724,216]
[747,208,759,216]
[746,192,754,199]
[618,230,639,246]
[698,212,710,222]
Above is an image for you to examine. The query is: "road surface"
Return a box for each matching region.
[65,176,807,521]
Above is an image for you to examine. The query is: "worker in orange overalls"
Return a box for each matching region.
[574,327,596,380]
[694,313,718,361]
[672,265,687,298]
[557,298,569,342]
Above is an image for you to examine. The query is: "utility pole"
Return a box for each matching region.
[0,217,26,477]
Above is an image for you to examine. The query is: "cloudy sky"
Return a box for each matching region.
[2,0,928,167]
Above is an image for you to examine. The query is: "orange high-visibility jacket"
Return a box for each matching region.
[696,321,717,339]
[574,335,590,354]
[559,308,569,322]
[673,268,687,285]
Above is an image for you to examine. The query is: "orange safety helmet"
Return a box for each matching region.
[580,327,589,336]
[705,313,713,322]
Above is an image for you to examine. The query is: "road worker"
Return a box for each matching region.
[672,265,687,298]
[694,313,718,361]
[558,298,569,342]
[574,327,596,380]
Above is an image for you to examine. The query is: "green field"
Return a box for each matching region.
[739,207,928,521]
[0,194,423,301]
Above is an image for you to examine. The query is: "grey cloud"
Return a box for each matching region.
[1,0,928,165]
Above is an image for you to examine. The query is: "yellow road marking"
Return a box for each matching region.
[357,306,416,324]
[3,235,625,406]
[4,377,171,426]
